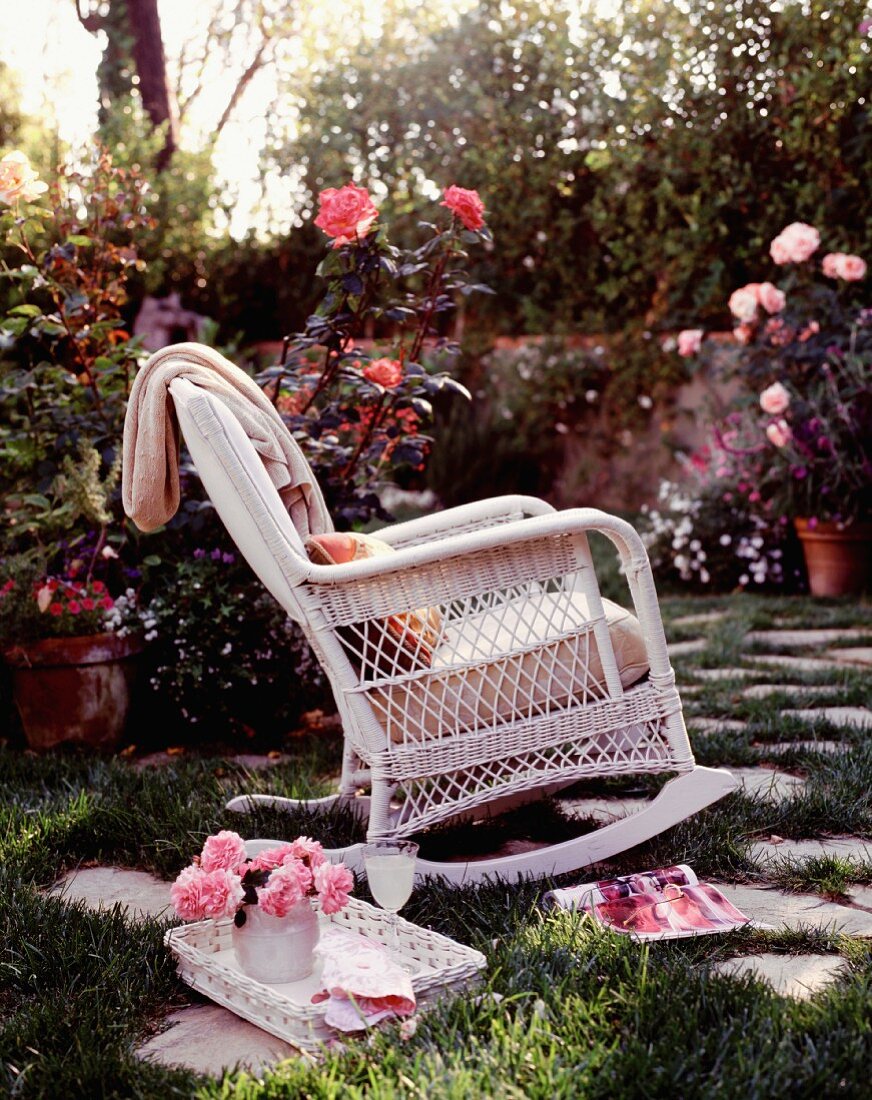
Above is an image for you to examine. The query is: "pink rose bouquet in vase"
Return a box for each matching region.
[171,830,354,984]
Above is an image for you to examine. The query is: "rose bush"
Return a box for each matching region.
[263,181,492,528]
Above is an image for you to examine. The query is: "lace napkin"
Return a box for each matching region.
[313,926,416,1032]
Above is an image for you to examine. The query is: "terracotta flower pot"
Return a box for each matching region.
[794,518,872,597]
[3,631,144,751]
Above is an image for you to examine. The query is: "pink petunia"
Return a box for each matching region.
[314,861,354,915]
[200,829,248,874]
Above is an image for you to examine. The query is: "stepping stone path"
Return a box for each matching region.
[749,838,872,869]
[746,629,869,647]
[687,718,748,733]
[825,647,872,668]
[764,740,850,756]
[727,767,804,800]
[784,707,872,731]
[48,867,172,920]
[714,882,872,938]
[713,954,848,1000]
[138,1004,299,1077]
[690,668,756,681]
[671,611,728,628]
[743,684,842,700]
[668,639,708,657]
[751,655,854,673]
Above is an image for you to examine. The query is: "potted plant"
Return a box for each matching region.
[676,222,871,595]
[0,553,143,749]
[170,830,354,984]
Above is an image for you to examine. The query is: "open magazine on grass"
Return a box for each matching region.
[544,865,751,940]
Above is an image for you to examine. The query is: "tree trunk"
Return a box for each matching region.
[125,0,179,169]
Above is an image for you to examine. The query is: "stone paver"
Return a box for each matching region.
[849,886,872,909]
[688,718,748,733]
[743,684,843,700]
[714,882,872,937]
[137,1004,300,1077]
[825,647,872,668]
[749,838,872,873]
[690,668,756,681]
[784,707,872,731]
[713,954,847,1000]
[751,655,852,673]
[765,740,850,755]
[671,611,727,628]
[668,639,707,657]
[729,767,804,800]
[746,629,868,647]
[48,866,172,920]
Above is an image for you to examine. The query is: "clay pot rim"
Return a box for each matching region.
[3,630,145,669]
[794,517,872,541]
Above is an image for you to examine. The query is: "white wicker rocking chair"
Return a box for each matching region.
[167,372,736,883]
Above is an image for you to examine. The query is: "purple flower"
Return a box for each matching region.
[222,552,235,564]
[211,548,222,561]
[860,19,872,36]
[791,465,808,480]
[193,549,206,559]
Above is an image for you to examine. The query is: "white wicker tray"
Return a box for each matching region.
[164,897,486,1051]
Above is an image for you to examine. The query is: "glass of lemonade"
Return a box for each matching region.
[362,839,419,971]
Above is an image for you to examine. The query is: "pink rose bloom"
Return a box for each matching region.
[728,285,759,322]
[249,844,296,872]
[314,861,354,915]
[363,357,404,388]
[733,323,754,346]
[760,381,790,415]
[258,862,306,917]
[766,419,792,448]
[764,317,792,346]
[676,329,703,357]
[288,836,327,869]
[200,830,247,874]
[0,151,49,205]
[200,868,245,919]
[440,185,486,231]
[823,252,867,281]
[757,282,786,314]
[314,183,378,248]
[821,252,841,279]
[798,320,820,342]
[171,865,208,921]
[769,222,820,264]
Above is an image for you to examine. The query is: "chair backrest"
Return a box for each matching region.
[169,377,313,617]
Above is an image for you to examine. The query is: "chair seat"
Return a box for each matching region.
[372,593,648,744]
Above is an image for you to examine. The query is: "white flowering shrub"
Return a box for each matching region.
[641,478,799,592]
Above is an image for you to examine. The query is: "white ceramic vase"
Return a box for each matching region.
[231,900,320,984]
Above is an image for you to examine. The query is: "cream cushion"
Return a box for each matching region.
[371,592,649,743]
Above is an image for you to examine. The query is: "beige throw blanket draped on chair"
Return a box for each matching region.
[122,342,332,538]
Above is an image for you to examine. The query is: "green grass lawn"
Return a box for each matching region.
[1,594,871,1099]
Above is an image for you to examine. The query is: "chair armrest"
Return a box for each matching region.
[374,495,556,548]
[303,507,672,680]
